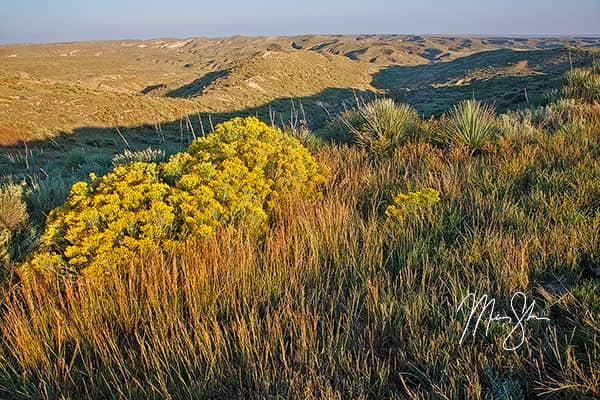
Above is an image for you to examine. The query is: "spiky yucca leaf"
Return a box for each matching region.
[349,98,420,157]
[444,99,498,153]
[112,147,166,166]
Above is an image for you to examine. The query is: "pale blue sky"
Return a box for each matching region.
[1,0,599,44]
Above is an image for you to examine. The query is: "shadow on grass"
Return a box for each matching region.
[372,48,594,116]
[165,69,232,98]
[2,47,596,183]
[0,87,376,184]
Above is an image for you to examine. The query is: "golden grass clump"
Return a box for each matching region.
[561,66,600,103]
[0,183,28,233]
[0,183,29,265]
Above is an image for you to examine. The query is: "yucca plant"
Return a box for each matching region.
[112,147,166,166]
[592,59,600,74]
[285,126,325,150]
[324,109,363,144]
[561,68,600,103]
[443,99,498,154]
[347,98,420,157]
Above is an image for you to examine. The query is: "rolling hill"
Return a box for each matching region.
[0,34,598,146]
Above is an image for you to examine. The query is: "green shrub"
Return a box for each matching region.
[570,281,600,318]
[592,59,600,75]
[347,98,421,157]
[24,174,75,221]
[539,88,561,106]
[285,127,325,151]
[2,150,29,169]
[443,99,498,153]
[498,113,540,141]
[323,109,363,144]
[484,366,525,400]
[385,187,440,223]
[22,117,326,278]
[506,98,597,132]
[65,148,87,170]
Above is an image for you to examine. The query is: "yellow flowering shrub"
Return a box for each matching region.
[185,117,325,204]
[26,163,178,278]
[163,116,326,234]
[385,188,440,222]
[22,117,326,278]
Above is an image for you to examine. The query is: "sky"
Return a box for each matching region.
[1,0,600,44]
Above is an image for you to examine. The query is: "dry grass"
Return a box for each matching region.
[1,105,599,397]
[0,71,201,146]
[0,38,600,400]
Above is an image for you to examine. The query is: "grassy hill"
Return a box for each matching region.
[1,35,599,145]
[0,70,201,146]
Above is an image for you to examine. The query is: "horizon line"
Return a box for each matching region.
[2,32,600,47]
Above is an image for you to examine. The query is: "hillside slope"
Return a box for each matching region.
[192,51,377,112]
[1,35,600,144]
[0,70,201,146]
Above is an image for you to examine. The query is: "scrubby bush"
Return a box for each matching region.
[443,99,498,153]
[26,163,179,278]
[24,174,76,220]
[22,117,326,278]
[504,98,598,133]
[484,366,525,400]
[348,98,421,157]
[65,148,87,170]
[592,59,600,75]
[385,187,440,223]
[498,113,540,142]
[184,117,325,205]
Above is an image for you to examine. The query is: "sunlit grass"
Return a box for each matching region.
[1,63,600,399]
[2,113,600,397]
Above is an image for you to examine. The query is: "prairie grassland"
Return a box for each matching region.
[1,99,600,398]
[0,45,600,399]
